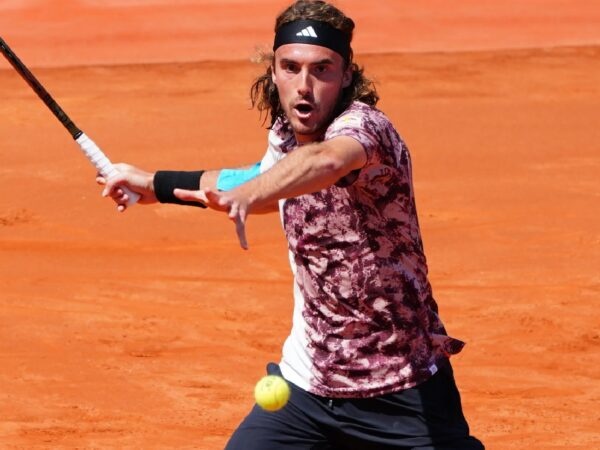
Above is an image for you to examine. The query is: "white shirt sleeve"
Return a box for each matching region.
[260,128,286,173]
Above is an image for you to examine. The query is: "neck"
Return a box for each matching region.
[295,131,323,145]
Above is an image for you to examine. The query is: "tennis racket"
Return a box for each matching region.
[0,36,140,206]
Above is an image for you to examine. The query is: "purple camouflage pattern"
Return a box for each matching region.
[274,101,464,398]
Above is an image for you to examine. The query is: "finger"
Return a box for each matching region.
[204,188,227,207]
[96,175,107,186]
[105,188,125,202]
[229,204,248,250]
[102,178,121,197]
[234,216,248,250]
[196,190,209,203]
[203,189,232,212]
[173,188,206,204]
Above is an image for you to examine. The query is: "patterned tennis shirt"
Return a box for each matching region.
[260,101,464,398]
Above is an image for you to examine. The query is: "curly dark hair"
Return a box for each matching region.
[250,0,379,127]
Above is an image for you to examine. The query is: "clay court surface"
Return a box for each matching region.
[1,1,599,448]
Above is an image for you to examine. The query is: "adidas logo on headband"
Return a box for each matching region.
[296,26,318,38]
[273,19,351,61]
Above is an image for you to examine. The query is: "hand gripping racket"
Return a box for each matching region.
[0,36,140,206]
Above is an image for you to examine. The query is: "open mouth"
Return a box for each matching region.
[294,103,314,118]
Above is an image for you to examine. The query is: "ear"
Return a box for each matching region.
[342,64,352,88]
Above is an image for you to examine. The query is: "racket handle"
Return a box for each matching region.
[75,132,141,206]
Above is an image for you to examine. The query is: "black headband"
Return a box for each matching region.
[273,19,351,62]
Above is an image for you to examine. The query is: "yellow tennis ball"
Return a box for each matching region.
[254,375,291,412]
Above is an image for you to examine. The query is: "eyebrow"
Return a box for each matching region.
[279,57,335,66]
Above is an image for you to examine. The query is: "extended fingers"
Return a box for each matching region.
[174,187,249,248]
[234,216,248,250]
[201,188,232,211]
[173,188,209,204]
[228,203,248,250]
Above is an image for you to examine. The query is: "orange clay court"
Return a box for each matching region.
[0,1,599,448]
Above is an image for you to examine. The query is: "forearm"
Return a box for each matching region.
[206,166,280,213]
[203,164,280,213]
[236,138,365,211]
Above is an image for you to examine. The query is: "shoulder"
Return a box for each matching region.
[326,101,391,137]
[325,102,395,161]
[327,102,410,172]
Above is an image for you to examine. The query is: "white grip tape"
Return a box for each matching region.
[75,132,140,206]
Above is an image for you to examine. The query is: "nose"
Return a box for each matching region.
[297,68,313,97]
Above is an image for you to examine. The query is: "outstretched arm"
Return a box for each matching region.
[97,163,260,212]
[174,136,367,248]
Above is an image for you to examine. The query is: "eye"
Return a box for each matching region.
[283,62,299,73]
[314,65,328,74]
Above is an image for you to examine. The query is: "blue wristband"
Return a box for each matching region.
[216,163,261,191]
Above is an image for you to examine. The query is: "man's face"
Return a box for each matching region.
[272,43,352,144]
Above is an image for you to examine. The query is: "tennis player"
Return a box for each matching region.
[100,1,484,448]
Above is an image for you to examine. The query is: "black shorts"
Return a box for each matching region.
[225,361,484,450]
